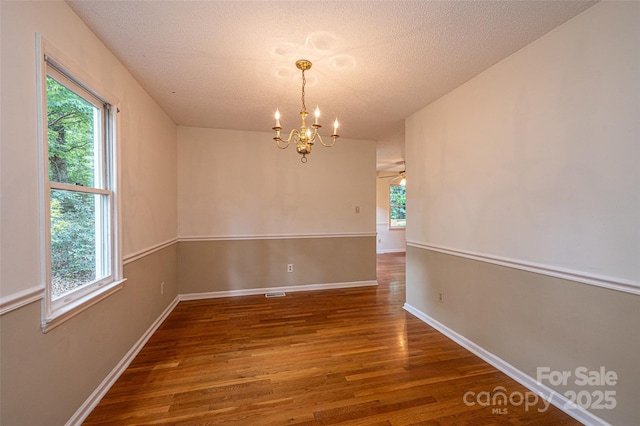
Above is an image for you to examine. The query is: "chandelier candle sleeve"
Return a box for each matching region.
[272,59,340,163]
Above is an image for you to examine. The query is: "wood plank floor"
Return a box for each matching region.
[84,253,580,425]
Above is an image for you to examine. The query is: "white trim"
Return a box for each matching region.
[3,235,370,315]
[377,222,407,232]
[123,238,178,265]
[49,181,111,195]
[66,296,180,426]
[0,286,44,315]
[407,240,640,296]
[41,279,126,333]
[38,36,125,330]
[35,34,49,322]
[124,234,371,264]
[112,102,123,291]
[179,280,378,301]
[403,303,610,426]
[179,232,375,242]
[41,39,119,106]
[376,249,406,254]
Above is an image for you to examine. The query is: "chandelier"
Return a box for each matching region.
[272,59,339,163]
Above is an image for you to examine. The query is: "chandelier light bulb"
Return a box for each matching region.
[314,106,320,125]
[275,109,281,127]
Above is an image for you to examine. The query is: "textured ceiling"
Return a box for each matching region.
[67,0,597,170]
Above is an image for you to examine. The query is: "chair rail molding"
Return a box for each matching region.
[407,240,639,296]
[0,285,44,316]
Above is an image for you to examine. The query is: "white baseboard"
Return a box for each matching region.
[376,249,406,254]
[66,296,180,426]
[179,280,378,301]
[403,303,610,426]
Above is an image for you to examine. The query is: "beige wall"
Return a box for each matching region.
[405,2,639,424]
[0,245,178,425]
[179,237,376,294]
[177,126,377,294]
[406,246,640,425]
[178,126,376,238]
[0,1,178,424]
[406,2,639,283]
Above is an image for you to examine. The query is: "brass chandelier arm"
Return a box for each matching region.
[275,126,337,149]
[316,131,338,147]
[275,138,290,149]
[274,128,300,149]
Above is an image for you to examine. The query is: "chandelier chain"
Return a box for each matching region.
[301,70,307,112]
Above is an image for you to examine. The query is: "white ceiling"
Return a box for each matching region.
[67,0,597,170]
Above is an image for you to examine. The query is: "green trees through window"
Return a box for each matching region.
[46,70,111,299]
[47,76,96,186]
[390,184,406,228]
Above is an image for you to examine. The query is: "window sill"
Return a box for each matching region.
[41,278,126,333]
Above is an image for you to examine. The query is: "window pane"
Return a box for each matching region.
[50,189,110,298]
[390,185,406,228]
[46,76,100,187]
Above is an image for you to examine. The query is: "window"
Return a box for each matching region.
[40,54,122,331]
[389,184,406,229]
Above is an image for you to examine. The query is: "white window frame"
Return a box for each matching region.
[389,184,406,230]
[37,37,124,332]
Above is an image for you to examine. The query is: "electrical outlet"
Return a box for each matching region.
[161,281,165,295]
[378,239,382,244]
[287,264,294,273]
[438,292,444,303]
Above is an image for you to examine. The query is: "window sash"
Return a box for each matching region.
[46,65,108,191]
[48,188,113,301]
[49,181,111,195]
[41,52,120,328]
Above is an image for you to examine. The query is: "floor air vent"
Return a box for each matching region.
[265,292,286,298]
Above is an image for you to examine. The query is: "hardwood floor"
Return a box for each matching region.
[84,253,580,425]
